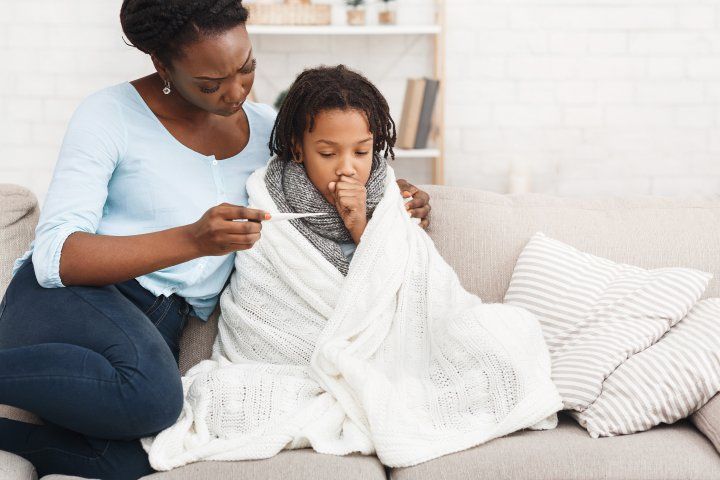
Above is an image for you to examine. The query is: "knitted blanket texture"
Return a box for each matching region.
[141,164,563,471]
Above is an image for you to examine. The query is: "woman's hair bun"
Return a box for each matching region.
[120,0,249,64]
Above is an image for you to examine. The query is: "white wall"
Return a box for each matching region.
[444,0,720,195]
[1,0,719,204]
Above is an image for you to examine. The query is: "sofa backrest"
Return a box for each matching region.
[422,185,720,303]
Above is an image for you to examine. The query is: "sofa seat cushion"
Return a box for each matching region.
[38,450,386,480]
[140,450,387,480]
[389,413,720,480]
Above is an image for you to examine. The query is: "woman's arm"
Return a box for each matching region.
[59,228,199,286]
[33,91,267,288]
[60,204,266,286]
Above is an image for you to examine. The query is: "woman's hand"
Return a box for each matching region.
[396,179,431,229]
[329,175,367,244]
[187,203,270,256]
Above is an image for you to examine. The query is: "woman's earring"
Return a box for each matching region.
[162,80,172,95]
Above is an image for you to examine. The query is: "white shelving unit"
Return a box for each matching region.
[394,148,440,159]
[247,1,446,184]
[247,25,441,35]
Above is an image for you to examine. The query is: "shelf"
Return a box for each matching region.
[247,25,441,36]
[393,149,440,159]
[247,1,446,184]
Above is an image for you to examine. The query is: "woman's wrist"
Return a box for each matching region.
[174,223,204,260]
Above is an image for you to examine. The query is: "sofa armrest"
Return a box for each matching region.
[0,184,39,298]
[0,185,43,427]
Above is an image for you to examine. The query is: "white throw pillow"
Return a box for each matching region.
[575,298,720,437]
[503,232,712,414]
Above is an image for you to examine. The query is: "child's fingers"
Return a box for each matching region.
[339,175,362,185]
[336,191,365,208]
[337,188,365,197]
[335,182,365,193]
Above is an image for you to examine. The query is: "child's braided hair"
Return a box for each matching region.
[269,65,397,163]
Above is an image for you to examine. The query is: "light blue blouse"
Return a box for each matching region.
[13,82,278,320]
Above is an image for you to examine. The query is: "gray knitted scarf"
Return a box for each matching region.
[265,155,387,276]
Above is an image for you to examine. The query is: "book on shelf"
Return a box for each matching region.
[397,77,440,150]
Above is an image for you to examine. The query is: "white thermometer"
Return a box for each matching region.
[233,212,329,223]
[265,212,329,222]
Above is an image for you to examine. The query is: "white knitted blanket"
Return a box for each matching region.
[142,165,562,471]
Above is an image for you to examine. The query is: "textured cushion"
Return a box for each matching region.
[178,306,219,375]
[503,232,711,413]
[389,413,720,480]
[139,450,386,480]
[0,450,37,480]
[578,298,720,437]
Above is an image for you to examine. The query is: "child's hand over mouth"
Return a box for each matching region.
[328,174,367,244]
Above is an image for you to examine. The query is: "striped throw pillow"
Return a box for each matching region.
[574,298,720,437]
[503,232,712,414]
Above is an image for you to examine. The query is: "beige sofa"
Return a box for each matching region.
[3,182,720,480]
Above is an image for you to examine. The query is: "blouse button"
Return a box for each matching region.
[212,159,218,166]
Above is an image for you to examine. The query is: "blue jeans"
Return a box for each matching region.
[0,259,190,479]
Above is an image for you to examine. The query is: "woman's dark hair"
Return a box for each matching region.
[269,65,397,163]
[120,0,249,66]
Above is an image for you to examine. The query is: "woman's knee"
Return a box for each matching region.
[123,370,184,437]
[147,378,184,433]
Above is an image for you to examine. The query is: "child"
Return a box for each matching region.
[142,65,562,471]
[265,64,399,274]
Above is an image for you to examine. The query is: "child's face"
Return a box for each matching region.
[299,108,373,205]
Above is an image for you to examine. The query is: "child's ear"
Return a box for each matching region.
[290,137,303,164]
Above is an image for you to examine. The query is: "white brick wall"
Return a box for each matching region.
[1,0,719,203]
[444,0,720,196]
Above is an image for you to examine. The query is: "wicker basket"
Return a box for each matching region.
[247,1,332,26]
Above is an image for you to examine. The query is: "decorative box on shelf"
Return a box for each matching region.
[246,0,331,26]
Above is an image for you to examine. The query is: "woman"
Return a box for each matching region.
[0,1,431,479]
